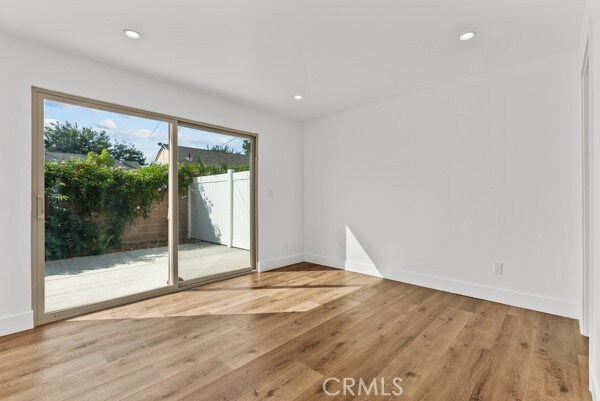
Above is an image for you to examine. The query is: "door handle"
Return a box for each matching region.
[37,195,44,219]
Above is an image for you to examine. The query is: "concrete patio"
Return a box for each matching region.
[45,242,250,312]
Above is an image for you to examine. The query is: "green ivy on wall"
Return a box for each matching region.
[44,150,248,260]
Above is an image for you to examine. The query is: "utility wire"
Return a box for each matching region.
[147,121,162,138]
[150,123,241,150]
[222,136,239,146]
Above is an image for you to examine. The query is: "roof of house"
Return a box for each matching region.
[156,145,249,166]
[45,152,142,170]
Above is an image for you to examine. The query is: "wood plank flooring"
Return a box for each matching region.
[0,263,591,401]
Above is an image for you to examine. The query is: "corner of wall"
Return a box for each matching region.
[258,253,305,272]
[303,253,345,269]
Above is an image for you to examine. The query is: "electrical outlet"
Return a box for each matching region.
[493,262,503,275]
[284,240,288,249]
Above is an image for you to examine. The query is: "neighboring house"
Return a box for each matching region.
[45,152,141,170]
[152,144,249,166]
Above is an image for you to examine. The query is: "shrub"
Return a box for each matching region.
[44,150,248,260]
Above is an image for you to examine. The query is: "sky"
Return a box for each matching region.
[44,99,246,164]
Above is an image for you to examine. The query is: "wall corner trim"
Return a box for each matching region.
[0,310,34,337]
[303,253,345,269]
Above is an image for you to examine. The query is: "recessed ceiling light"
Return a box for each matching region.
[459,31,476,41]
[294,95,303,100]
[123,29,142,40]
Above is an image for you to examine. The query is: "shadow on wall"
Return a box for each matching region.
[345,225,382,277]
[189,180,223,243]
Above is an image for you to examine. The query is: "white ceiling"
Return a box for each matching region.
[0,0,585,121]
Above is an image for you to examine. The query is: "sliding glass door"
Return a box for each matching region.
[33,89,256,324]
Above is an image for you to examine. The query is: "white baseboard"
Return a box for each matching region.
[0,310,34,337]
[591,364,599,401]
[303,253,345,269]
[385,268,579,319]
[580,318,589,337]
[258,253,304,272]
[345,260,383,277]
[306,254,579,319]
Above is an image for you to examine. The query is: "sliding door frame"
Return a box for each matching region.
[175,121,257,288]
[31,87,258,325]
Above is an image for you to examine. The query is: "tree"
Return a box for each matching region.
[205,140,251,155]
[111,141,146,165]
[242,139,251,155]
[45,122,110,154]
[45,121,146,165]
[205,144,241,154]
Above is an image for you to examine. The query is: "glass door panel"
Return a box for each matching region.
[176,124,252,282]
[43,98,171,312]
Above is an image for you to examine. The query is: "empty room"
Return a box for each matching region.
[0,0,598,400]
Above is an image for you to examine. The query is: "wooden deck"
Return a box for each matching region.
[0,263,591,400]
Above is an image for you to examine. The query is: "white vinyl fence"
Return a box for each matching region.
[188,170,251,250]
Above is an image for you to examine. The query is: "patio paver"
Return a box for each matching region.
[45,242,250,312]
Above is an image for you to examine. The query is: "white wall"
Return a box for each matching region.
[304,51,582,319]
[580,1,600,398]
[0,33,304,336]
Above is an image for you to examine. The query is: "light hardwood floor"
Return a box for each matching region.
[0,263,591,401]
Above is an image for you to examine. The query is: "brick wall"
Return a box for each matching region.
[121,197,189,244]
